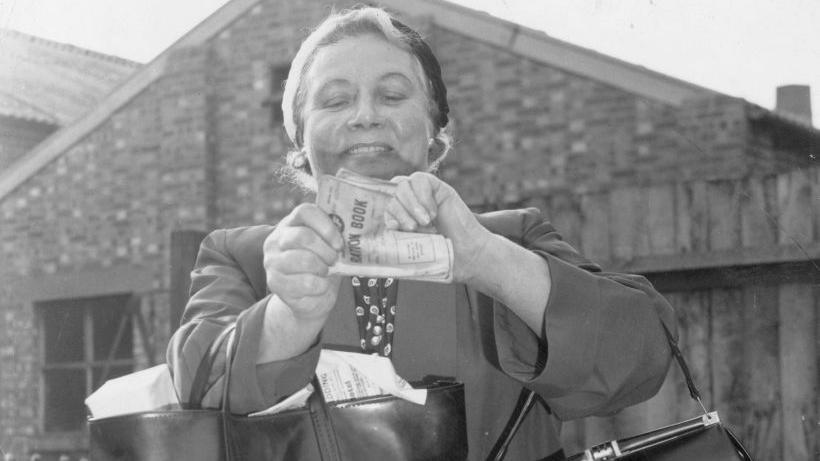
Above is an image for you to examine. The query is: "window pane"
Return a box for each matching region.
[92,365,135,392]
[268,64,290,123]
[90,296,133,361]
[40,302,84,363]
[44,368,86,432]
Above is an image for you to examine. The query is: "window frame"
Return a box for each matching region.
[262,63,291,127]
[37,293,137,435]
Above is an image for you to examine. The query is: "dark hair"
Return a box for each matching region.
[389,18,449,131]
[280,7,453,188]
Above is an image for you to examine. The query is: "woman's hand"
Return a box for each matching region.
[263,203,344,321]
[384,172,492,283]
[385,173,552,335]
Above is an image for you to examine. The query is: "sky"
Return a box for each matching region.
[1,0,818,126]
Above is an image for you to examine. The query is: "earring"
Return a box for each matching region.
[291,150,307,169]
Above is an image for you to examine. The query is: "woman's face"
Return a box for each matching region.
[301,34,434,180]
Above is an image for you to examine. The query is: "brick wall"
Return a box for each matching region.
[0,298,39,456]
[0,0,810,457]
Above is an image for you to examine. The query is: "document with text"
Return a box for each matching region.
[316,169,453,282]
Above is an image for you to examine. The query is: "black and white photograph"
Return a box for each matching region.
[0,1,817,460]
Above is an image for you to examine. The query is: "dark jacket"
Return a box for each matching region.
[167,208,677,460]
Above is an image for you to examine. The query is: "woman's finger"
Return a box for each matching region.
[268,248,332,276]
[384,196,418,231]
[275,272,334,300]
[285,203,344,251]
[394,179,431,226]
[273,226,339,266]
[407,172,438,221]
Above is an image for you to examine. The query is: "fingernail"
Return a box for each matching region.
[385,218,399,229]
[416,208,430,225]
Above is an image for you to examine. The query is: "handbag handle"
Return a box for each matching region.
[489,320,706,461]
[215,325,344,461]
[220,326,237,460]
[659,322,709,414]
[486,387,541,461]
[187,324,236,408]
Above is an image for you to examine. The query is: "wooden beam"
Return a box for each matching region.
[97,307,131,388]
[169,229,207,334]
[580,192,611,262]
[603,242,820,274]
[133,298,156,366]
[7,266,152,302]
[778,284,817,460]
[743,285,782,459]
[648,259,820,292]
[710,288,747,431]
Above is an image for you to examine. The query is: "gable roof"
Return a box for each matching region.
[0,29,141,125]
[383,0,716,104]
[0,0,775,200]
[0,90,58,125]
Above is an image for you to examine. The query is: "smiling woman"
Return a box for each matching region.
[300,35,433,180]
[166,6,678,460]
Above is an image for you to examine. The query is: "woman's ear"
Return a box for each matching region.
[286,149,309,171]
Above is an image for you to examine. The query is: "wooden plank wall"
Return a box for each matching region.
[523,167,820,460]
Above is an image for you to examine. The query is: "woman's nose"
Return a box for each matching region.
[347,98,384,129]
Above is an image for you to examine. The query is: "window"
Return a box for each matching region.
[263,63,291,126]
[37,294,136,432]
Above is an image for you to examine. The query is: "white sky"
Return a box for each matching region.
[1,0,818,126]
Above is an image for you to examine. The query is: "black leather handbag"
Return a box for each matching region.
[88,326,468,461]
[488,324,754,461]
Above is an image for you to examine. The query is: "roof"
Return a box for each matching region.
[0,90,58,125]
[383,0,716,105]
[0,0,814,201]
[747,102,820,153]
[0,28,140,125]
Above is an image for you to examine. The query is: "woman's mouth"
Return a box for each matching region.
[339,144,414,179]
[345,143,393,156]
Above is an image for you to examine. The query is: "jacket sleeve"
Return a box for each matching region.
[165,228,320,414]
[476,208,677,420]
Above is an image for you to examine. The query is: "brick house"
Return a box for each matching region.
[0,0,817,459]
[0,29,140,171]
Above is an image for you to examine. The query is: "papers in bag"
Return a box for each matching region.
[86,350,424,419]
[85,364,180,419]
[316,169,454,283]
[249,349,427,417]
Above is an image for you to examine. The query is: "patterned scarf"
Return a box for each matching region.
[351,277,399,357]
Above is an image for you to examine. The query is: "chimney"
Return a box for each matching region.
[775,85,812,124]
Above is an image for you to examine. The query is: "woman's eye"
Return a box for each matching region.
[323,97,349,109]
[382,92,407,103]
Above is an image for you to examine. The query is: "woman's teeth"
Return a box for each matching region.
[348,145,389,155]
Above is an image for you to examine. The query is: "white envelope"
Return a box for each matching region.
[85,364,179,418]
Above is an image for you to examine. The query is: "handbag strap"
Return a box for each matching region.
[488,321,707,461]
[220,325,238,460]
[486,387,540,461]
[216,325,343,461]
[188,324,236,409]
[308,376,344,461]
[659,322,709,414]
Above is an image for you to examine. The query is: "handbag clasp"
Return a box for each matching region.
[580,440,622,460]
[702,411,720,427]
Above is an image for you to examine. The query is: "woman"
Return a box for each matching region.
[168,7,677,460]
